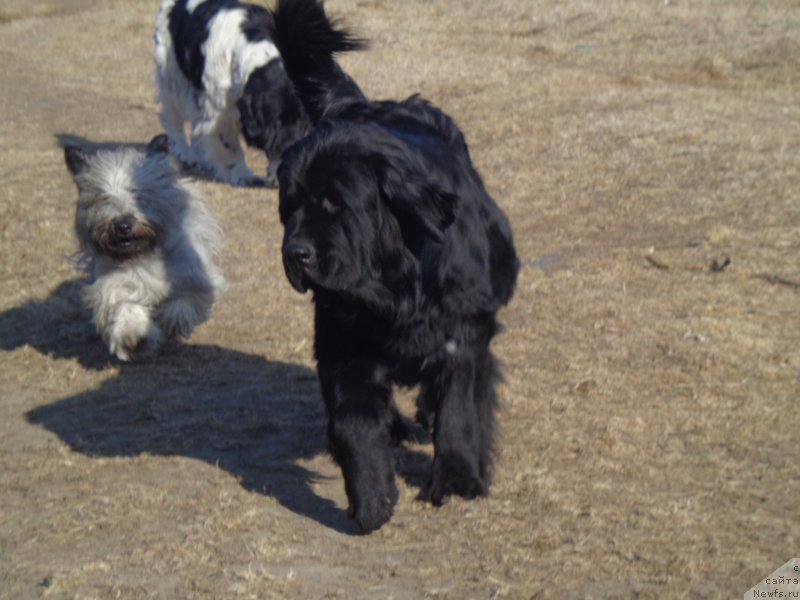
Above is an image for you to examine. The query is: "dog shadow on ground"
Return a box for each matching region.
[11,279,434,534]
[24,338,353,531]
[0,278,110,370]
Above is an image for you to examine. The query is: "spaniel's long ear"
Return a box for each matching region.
[376,154,458,244]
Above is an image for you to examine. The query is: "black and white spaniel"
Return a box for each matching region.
[154,0,307,186]
[273,0,519,532]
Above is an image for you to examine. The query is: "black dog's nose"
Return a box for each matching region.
[284,242,314,265]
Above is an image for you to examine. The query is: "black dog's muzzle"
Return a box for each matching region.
[283,241,315,293]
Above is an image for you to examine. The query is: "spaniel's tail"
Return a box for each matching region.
[272,0,367,124]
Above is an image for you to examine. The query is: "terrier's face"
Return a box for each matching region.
[64,136,176,262]
[83,212,160,262]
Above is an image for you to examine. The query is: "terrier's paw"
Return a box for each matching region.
[159,298,200,340]
[107,304,163,361]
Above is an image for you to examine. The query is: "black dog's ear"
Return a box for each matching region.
[236,94,258,140]
[378,160,458,243]
[146,134,170,157]
[237,94,263,142]
[64,145,89,177]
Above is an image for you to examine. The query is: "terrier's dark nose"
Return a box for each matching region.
[284,242,314,265]
[113,217,134,236]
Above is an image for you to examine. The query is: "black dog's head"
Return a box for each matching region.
[237,59,309,184]
[278,121,458,311]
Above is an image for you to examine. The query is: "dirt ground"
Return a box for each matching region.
[1,0,798,598]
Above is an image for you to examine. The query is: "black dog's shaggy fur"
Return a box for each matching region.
[273,0,519,532]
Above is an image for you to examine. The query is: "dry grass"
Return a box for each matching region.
[1,0,798,598]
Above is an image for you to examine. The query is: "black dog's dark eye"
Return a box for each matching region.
[320,197,341,215]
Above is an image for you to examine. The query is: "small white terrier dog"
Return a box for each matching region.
[154,0,307,187]
[64,135,226,361]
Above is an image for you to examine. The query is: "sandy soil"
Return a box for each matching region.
[1,0,798,598]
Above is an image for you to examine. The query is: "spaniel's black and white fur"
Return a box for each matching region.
[154,0,307,186]
[273,0,519,532]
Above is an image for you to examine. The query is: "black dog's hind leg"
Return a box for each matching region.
[318,361,399,533]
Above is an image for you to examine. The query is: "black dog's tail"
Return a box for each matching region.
[272,0,367,124]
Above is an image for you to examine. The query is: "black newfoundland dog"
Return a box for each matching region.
[273,0,519,532]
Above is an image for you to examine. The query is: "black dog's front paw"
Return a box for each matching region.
[347,481,398,533]
[429,452,488,506]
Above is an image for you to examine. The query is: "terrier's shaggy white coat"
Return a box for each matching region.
[64,136,225,361]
